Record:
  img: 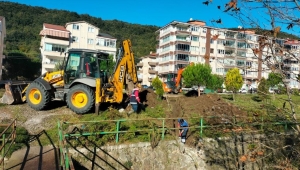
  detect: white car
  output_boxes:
[269,88,275,94]
[239,88,247,93]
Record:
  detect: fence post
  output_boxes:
[200,117,203,138]
[116,120,120,143]
[2,134,5,169]
[161,119,165,140]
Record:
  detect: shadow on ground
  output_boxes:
[66,127,131,170]
[5,130,60,170]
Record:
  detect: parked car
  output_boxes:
[239,88,247,93]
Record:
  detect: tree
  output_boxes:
[2,52,41,80]
[224,68,243,99]
[182,63,212,96]
[99,54,116,74]
[267,72,283,88]
[207,74,224,91]
[258,77,269,97]
[151,76,164,99]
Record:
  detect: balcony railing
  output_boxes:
[148,62,158,66]
[148,70,158,74]
[137,63,143,67]
[43,50,65,58]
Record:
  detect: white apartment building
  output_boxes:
[40,21,117,74]
[136,52,158,86]
[154,19,285,88]
[282,39,300,89]
[0,16,6,80]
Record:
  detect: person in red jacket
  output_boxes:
[129,84,141,113]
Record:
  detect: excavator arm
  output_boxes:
[110,39,138,103]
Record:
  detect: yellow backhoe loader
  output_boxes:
[0,39,139,114]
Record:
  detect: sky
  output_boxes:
[2,0,299,36]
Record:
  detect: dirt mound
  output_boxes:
[139,90,247,146]
[139,88,160,107]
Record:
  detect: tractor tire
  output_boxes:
[66,84,94,114]
[26,81,51,110]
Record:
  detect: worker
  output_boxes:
[129,84,141,113]
[178,118,189,144]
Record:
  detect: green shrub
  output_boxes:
[251,95,263,102]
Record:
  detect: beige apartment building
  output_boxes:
[0,16,6,80]
[136,52,158,86]
[40,21,117,74]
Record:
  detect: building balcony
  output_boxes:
[136,63,143,67]
[174,30,190,35]
[223,64,236,68]
[138,78,143,82]
[224,45,236,49]
[43,50,65,58]
[43,38,69,46]
[42,62,55,69]
[148,78,153,82]
[137,70,142,74]
[148,70,158,74]
[148,62,158,66]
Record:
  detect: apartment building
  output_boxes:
[155,19,273,88]
[40,21,117,74]
[136,52,158,86]
[0,16,5,80]
[282,39,300,89]
[40,23,70,74]
[65,21,117,59]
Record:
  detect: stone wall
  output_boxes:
[70,132,299,170]
[70,139,207,170]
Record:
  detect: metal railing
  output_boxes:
[0,119,17,169]
[57,116,300,169]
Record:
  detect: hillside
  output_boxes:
[0,1,159,58]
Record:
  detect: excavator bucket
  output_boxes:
[0,81,30,105]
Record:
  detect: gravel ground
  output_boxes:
[0,101,75,134]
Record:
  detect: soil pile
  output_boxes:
[139,89,248,145]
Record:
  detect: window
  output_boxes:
[190,26,200,32]
[190,46,199,51]
[202,47,206,53]
[176,54,189,61]
[191,36,199,41]
[202,28,207,33]
[218,49,225,54]
[44,43,67,52]
[210,48,214,53]
[87,39,94,44]
[96,38,116,48]
[72,36,79,42]
[210,39,214,44]
[73,24,80,30]
[175,44,190,51]
[163,35,170,42]
[88,27,94,32]
[237,42,246,48]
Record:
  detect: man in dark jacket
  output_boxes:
[178,118,189,144]
[129,84,141,113]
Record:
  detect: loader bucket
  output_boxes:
[0,81,30,105]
